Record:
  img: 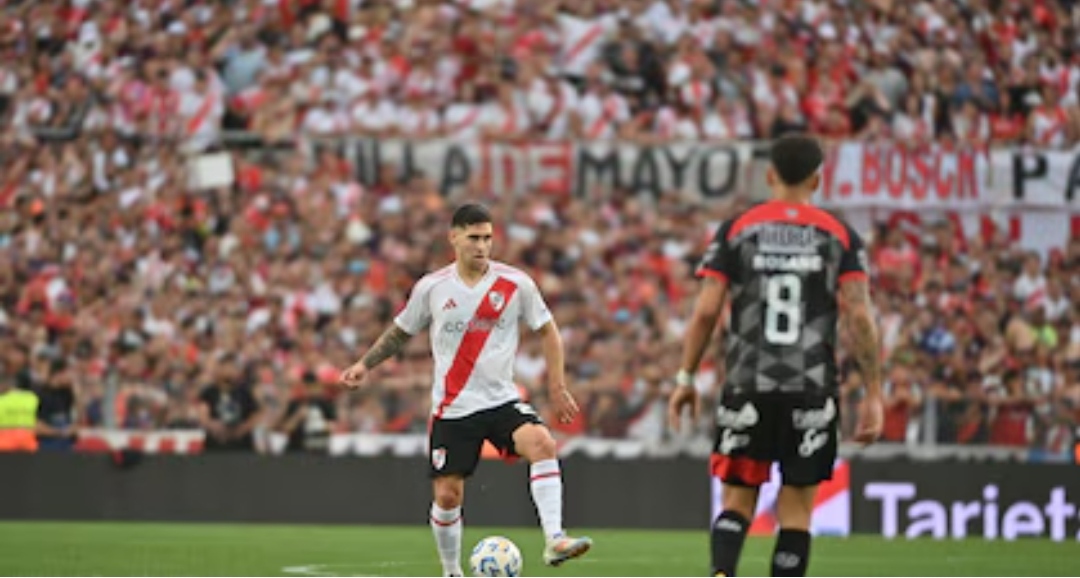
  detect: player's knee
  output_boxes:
[721,485,759,521]
[517,426,557,462]
[776,485,816,531]
[433,477,464,510]
[533,435,557,460]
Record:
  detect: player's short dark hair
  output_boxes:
[451,203,493,229]
[770,134,824,186]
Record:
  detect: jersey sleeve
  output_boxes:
[838,225,869,284]
[696,220,735,282]
[393,277,434,335]
[519,275,554,331]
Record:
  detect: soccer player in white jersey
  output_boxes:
[339,203,592,576]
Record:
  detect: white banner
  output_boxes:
[317,138,755,200]
[808,142,1078,254]
[815,142,1002,210]
[992,145,1080,208]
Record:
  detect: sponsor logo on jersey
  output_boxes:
[442,317,511,334]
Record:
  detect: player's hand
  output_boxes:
[667,385,701,432]
[549,386,580,424]
[339,361,369,389]
[853,394,884,446]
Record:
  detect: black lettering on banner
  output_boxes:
[1012,152,1047,201]
[630,147,662,199]
[353,139,380,187]
[440,144,472,196]
[399,141,418,182]
[662,146,693,190]
[697,146,739,198]
[1067,153,1080,202]
[576,147,621,196]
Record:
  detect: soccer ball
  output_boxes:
[469,536,523,577]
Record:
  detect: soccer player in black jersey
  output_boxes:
[669,134,884,577]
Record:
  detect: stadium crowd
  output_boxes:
[0,0,1078,455]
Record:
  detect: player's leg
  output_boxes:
[771,484,818,577]
[489,401,592,566]
[709,393,776,577]
[711,482,761,577]
[774,395,840,577]
[431,475,466,577]
[429,417,484,577]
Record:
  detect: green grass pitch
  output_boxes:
[0,522,1077,576]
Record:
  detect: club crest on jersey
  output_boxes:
[488,290,506,312]
[431,447,447,470]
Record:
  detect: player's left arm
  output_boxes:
[537,318,579,422]
[536,320,567,394]
[522,276,578,420]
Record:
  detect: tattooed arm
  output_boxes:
[840,278,884,443]
[340,325,415,388]
[839,279,882,396]
[360,325,414,370]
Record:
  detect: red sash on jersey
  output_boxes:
[185,91,218,136]
[587,95,618,139]
[538,83,565,130]
[448,106,482,134]
[435,277,519,418]
[562,22,605,69]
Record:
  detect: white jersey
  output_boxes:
[394,261,553,419]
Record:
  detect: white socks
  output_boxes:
[529,459,564,540]
[430,503,463,575]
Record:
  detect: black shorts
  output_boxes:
[428,400,543,478]
[710,391,839,488]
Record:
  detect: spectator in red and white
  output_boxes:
[576,64,630,140]
[301,90,349,137]
[700,95,753,141]
[1043,279,1072,322]
[1027,84,1076,148]
[397,88,442,138]
[177,70,225,154]
[751,63,800,137]
[881,362,923,444]
[950,99,991,147]
[441,80,486,140]
[555,0,617,85]
[989,90,1026,144]
[1013,252,1048,304]
[349,84,398,137]
[522,64,582,140]
[479,81,531,141]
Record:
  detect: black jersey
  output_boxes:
[697,200,868,396]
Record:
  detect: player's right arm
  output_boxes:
[837,227,884,444]
[669,222,733,429]
[340,277,432,388]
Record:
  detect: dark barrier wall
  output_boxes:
[0,453,709,529]
[851,459,1080,541]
